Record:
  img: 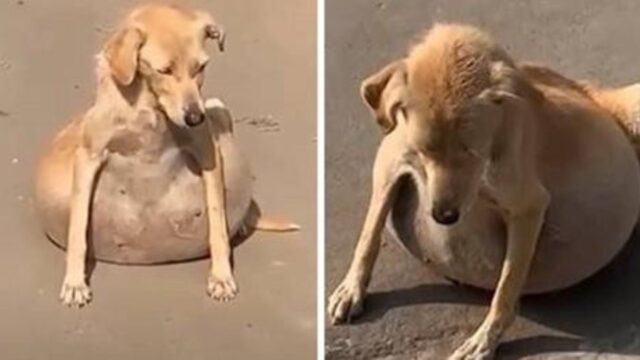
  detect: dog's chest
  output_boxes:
[106,111,177,158]
[102,114,198,201]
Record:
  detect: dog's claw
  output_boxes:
[59,280,92,308]
[327,278,365,324]
[207,274,238,302]
[448,326,497,360]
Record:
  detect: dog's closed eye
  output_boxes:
[192,60,209,77]
[157,65,173,76]
[421,141,440,155]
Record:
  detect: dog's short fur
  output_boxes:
[35,5,296,308]
[329,24,640,359]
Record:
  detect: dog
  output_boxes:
[35,5,297,308]
[328,23,640,359]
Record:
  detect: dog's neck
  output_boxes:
[92,54,159,123]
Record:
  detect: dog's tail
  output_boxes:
[585,83,640,138]
[253,217,301,232]
[242,201,301,233]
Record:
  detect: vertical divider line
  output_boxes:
[316,0,326,358]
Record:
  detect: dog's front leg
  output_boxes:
[195,126,237,302]
[328,144,404,324]
[60,146,104,307]
[449,185,549,360]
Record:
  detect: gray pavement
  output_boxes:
[325,1,640,359]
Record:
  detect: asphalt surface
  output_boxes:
[325,1,640,359]
[0,0,316,359]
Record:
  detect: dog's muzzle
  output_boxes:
[184,105,205,127]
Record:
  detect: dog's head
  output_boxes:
[101,5,225,128]
[362,24,535,226]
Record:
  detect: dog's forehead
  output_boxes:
[140,29,207,68]
[145,31,203,57]
[139,37,205,70]
[132,5,206,52]
[405,98,473,154]
[407,93,458,125]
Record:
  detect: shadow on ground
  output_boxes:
[349,230,640,359]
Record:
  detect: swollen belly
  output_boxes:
[387,168,640,294]
[42,142,253,265]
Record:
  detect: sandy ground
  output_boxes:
[0,0,315,359]
[325,1,640,359]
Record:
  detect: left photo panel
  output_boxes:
[0,0,316,359]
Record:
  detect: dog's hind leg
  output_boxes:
[588,84,640,144]
[327,135,409,324]
[588,85,640,230]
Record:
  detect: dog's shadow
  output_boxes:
[356,228,640,358]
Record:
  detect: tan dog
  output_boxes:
[328,24,640,359]
[35,5,296,308]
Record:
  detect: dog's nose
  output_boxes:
[184,106,204,127]
[432,205,460,225]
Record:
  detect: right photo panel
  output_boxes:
[325,1,640,359]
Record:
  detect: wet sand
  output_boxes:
[325,0,640,359]
[0,0,316,359]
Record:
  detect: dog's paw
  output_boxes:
[205,97,226,110]
[207,274,238,302]
[327,278,365,324]
[59,279,92,308]
[448,327,497,360]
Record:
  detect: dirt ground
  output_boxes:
[0,0,316,359]
[325,1,640,359]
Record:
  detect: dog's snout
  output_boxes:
[432,204,460,225]
[184,105,204,127]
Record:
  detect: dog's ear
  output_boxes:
[484,61,542,160]
[486,61,542,105]
[103,26,145,86]
[205,23,226,52]
[197,11,225,52]
[361,60,407,134]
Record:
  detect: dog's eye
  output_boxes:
[399,105,408,120]
[461,143,480,158]
[422,143,438,154]
[157,66,173,76]
[193,61,209,76]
